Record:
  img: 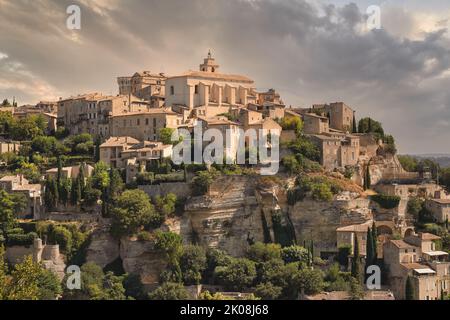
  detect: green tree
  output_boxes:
[59,178,71,207]
[159,128,176,145]
[0,190,26,232]
[148,282,189,300]
[247,242,282,263]
[296,268,324,296]
[405,276,415,300]
[281,245,309,264]
[348,277,365,300]
[215,258,257,291]
[70,177,81,206]
[44,178,58,211]
[110,190,155,237]
[37,268,63,300]
[179,245,207,285]
[254,282,282,300]
[155,231,183,283]
[352,113,357,133]
[351,234,361,281]
[372,222,378,263]
[365,227,374,279]
[191,169,220,196]
[5,256,42,300]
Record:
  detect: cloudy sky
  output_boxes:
[0,0,450,154]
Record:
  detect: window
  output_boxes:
[170,86,174,95]
[137,119,140,126]
[146,118,149,125]
[153,118,156,127]
[195,85,199,94]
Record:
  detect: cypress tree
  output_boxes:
[351,234,361,281]
[405,276,415,300]
[352,113,357,133]
[368,118,373,132]
[372,222,378,263]
[56,156,63,186]
[70,177,81,206]
[365,227,374,282]
[310,240,314,260]
[364,166,371,190]
[78,163,86,194]
[94,137,101,163]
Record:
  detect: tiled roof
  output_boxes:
[390,240,416,249]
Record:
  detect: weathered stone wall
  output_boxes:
[138,182,192,199]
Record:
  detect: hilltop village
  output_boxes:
[0,52,449,300]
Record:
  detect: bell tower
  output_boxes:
[199,50,219,73]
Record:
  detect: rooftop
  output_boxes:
[100,136,140,147]
[170,70,254,83]
[390,240,416,249]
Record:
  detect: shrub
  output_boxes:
[7,232,38,246]
[371,194,401,209]
[311,183,333,202]
[137,231,153,241]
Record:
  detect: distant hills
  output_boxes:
[406,154,450,168]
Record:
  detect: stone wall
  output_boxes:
[139,182,192,199]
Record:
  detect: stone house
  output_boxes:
[109,108,182,141]
[383,233,449,300]
[312,102,354,132]
[100,137,172,174]
[0,175,42,219]
[302,113,329,135]
[336,220,372,256]
[425,199,450,223]
[117,71,166,101]
[45,164,94,180]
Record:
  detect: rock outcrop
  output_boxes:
[120,238,167,289]
[185,176,265,257]
[85,230,120,268]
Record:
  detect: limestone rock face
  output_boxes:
[85,231,120,268]
[185,176,265,257]
[184,175,372,258]
[120,238,167,287]
[288,196,370,255]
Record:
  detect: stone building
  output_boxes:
[45,164,94,180]
[257,88,283,105]
[425,199,450,223]
[312,102,354,132]
[383,233,449,300]
[117,71,166,102]
[0,140,20,154]
[57,93,149,136]
[100,137,172,171]
[5,238,66,280]
[309,133,360,170]
[0,175,42,219]
[303,113,329,134]
[109,108,182,141]
[165,52,257,118]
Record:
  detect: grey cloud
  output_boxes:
[0,0,449,154]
